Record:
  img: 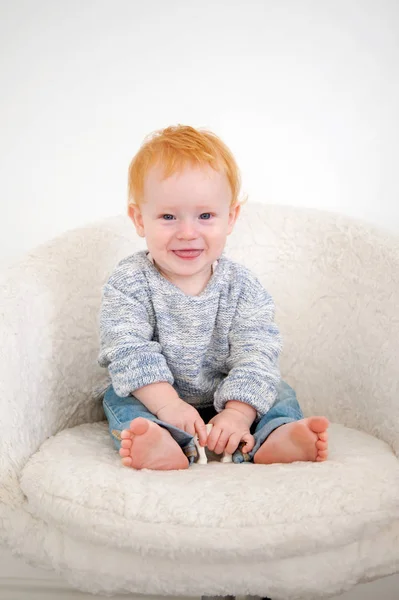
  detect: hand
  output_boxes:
[156,398,208,446]
[207,406,255,455]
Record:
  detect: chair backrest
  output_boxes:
[1,203,398,481]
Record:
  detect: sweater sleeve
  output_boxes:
[213,275,282,417]
[98,269,174,398]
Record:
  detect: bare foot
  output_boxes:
[254,417,329,465]
[119,417,189,470]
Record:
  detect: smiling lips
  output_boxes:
[172,249,203,259]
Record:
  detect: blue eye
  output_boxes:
[200,213,212,220]
[162,214,175,220]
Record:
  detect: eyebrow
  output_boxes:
[157,206,216,211]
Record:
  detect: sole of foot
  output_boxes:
[254,416,329,465]
[119,417,189,470]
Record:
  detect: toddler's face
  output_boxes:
[129,164,239,283]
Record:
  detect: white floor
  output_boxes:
[0,547,398,600]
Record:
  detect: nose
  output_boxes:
[176,219,198,240]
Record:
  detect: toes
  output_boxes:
[318,431,328,442]
[121,418,150,438]
[122,457,133,467]
[316,440,328,451]
[130,417,150,436]
[308,417,329,434]
[119,448,130,457]
[121,439,132,449]
[317,450,328,459]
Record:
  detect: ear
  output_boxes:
[128,204,145,238]
[227,202,241,235]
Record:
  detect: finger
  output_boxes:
[184,421,196,437]
[194,419,208,446]
[241,433,255,453]
[207,426,222,452]
[225,433,242,455]
[214,431,230,455]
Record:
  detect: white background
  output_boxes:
[1,0,398,270]
[0,1,398,597]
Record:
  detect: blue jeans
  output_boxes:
[103,380,303,464]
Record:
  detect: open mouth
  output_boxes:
[172,250,203,259]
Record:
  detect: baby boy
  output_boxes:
[98,125,329,470]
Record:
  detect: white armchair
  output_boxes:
[0,203,398,600]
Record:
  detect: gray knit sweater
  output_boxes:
[98,250,282,416]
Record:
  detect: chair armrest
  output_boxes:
[228,204,399,458]
[0,217,139,502]
[0,260,96,490]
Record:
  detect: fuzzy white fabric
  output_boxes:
[0,203,398,600]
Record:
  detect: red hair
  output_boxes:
[128,125,243,207]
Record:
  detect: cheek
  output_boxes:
[149,224,174,243]
[205,223,229,238]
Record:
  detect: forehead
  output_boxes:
[143,164,231,203]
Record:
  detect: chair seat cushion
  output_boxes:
[20,422,399,562]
